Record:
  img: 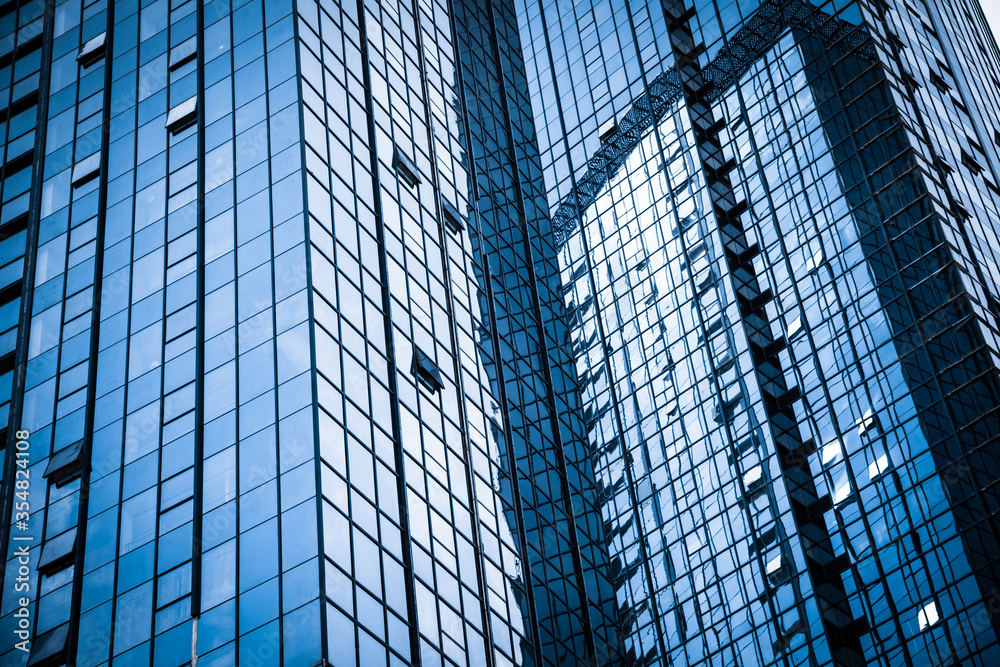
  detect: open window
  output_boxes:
[27,623,69,667]
[961,148,983,176]
[43,440,85,487]
[393,147,420,187]
[166,97,197,134]
[441,199,464,235]
[37,528,77,576]
[169,36,197,71]
[411,348,443,393]
[71,153,101,188]
[77,32,107,67]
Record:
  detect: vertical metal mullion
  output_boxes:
[288,0,330,660]
[0,0,55,578]
[190,0,207,623]
[407,0,498,662]
[259,6,285,662]
[64,0,116,660]
[353,0,422,660]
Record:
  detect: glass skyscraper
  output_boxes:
[3,1,1000,667]
[0,0,619,665]
[519,0,1000,665]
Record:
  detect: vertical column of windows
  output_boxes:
[359,0,473,663]
[0,0,51,664]
[492,0,625,660]
[461,0,564,663]
[873,0,1000,342]
[295,4,383,667]
[446,5,563,667]
[0,0,44,440]
[70,0,187,663]
[882,0,1000,356]
[487,1,592,662]
[40,0,108,660]
[145,0,201,664]
[296,0,423,665]
[411,0,513,664]
[196,0,319,663]
[193,1,241,662]
[449,6,544,665]
[2,0,113,663]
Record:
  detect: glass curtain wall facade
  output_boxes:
[449,0,624,663]
[519,0,1000,666]
[6,0,1000,666]
[0,0,623,666]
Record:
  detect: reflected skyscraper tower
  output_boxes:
[518,0,1000,665]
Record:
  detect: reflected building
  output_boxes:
[518,0,1000,665]
[0,0,621,665]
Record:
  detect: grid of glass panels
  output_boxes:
[79,0,211,664]
[0,1,55,663]
[560,90,822,666]
[1,0,119,663]
[298,0,625,659]
[190,0,321,664]
[296,0,498,661]
[869,0,1000,328]
[721,32,999,665]
[8,0,1000,664]
[4,0,629,664]
[514,0,675,214]
[449,0,625,661]
[0,0,45,437]
[549,1,1000,665]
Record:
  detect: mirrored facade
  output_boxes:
[521,0,1000,665]
[0,0,621,665]
[4,0,1000,666]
